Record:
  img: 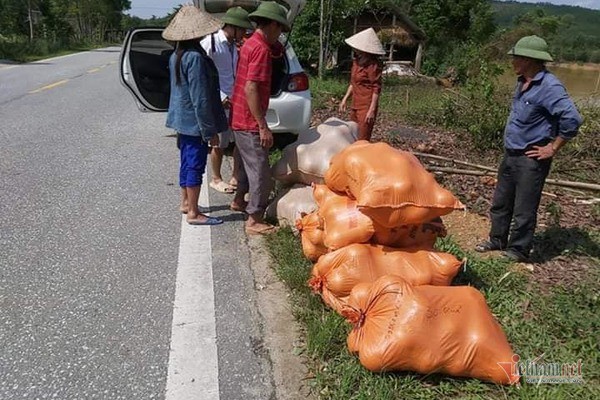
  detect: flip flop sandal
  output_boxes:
[209,181,235,194]
[187,216,223,226]
[228,179,238,189]
[245,224,278,235]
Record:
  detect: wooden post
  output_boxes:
[319,0,324,78]
[415,42,423,72]
[28,0,34,41]
[389,14,396,61]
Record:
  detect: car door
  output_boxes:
[119,28,172,112]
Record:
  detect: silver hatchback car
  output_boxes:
[119,0,311,145]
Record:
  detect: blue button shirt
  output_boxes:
[504,69,582,150]
[166,48,228,141]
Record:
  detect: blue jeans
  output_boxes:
[489,153,552,257]
[178,134,208,187]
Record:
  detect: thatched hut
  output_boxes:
[349,2,427,71]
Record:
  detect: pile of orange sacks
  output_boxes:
[297,141,520,385]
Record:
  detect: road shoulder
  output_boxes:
[247,235,314,399]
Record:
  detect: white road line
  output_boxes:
[166,178,219,400]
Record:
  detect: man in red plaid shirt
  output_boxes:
[230,2,289,235]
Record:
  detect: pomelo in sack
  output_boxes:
[371,217,447,248]
[309,243,463,314]
[266,184,317,231]
[272,118,358,185]
[342,276,519,385]
[324,141,465,227]
[296,212,327,262]
[313,184,374,250]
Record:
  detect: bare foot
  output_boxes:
[230,201,248,213]
[245,222,278,235]
[187,213,223,226]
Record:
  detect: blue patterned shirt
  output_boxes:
[504,69,582,150]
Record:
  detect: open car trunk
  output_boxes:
[121,29,291,111]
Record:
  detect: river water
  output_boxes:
[499,63,600,100]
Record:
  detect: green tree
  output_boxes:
[408,0,496,76]
[0,0,30,37]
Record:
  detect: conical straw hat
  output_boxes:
[162,5,223,41]
[345,28,386,55]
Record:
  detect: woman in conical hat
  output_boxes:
[339,28,385,141]
[164,5,228,225]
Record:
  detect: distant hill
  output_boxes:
[491,1,600,62]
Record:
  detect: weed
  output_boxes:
[545,201,563,227]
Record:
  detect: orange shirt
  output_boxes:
[350,59,382,110]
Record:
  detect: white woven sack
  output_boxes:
[272,118,358,185]
[266,184,317,232]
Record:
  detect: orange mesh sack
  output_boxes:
[343,275,519,385]
[308,243,463,314]
[372,217,447,248]
[296,212,327,262]
[324,141,465,227]
[266,184,317,231]
[313,184,374,250]
[272,118,358,185]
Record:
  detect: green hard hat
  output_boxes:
[221,6,253,30]
[248,1,290,32]
[507,35,553,62]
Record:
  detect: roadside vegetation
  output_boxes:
[0,0,170,62]
[270,72,600,395]
[267,227,599,399]
[275,2,599,396]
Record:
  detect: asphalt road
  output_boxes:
[0,48,274,399]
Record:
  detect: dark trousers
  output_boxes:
[488,153,552,257]
[233,130,272,216]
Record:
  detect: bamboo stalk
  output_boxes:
[414,152,497,172]
[426,166,490,176]
[545,178,600,191]
[425,166,600,191]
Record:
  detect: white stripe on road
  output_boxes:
[166,179,219,400]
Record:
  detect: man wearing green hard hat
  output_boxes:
[476,35,583,262]
[229,2,290,235]
[201,7,254,194]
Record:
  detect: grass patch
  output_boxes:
[0,37,113,62]
[267,228,600,399]
[309,75,348,110]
